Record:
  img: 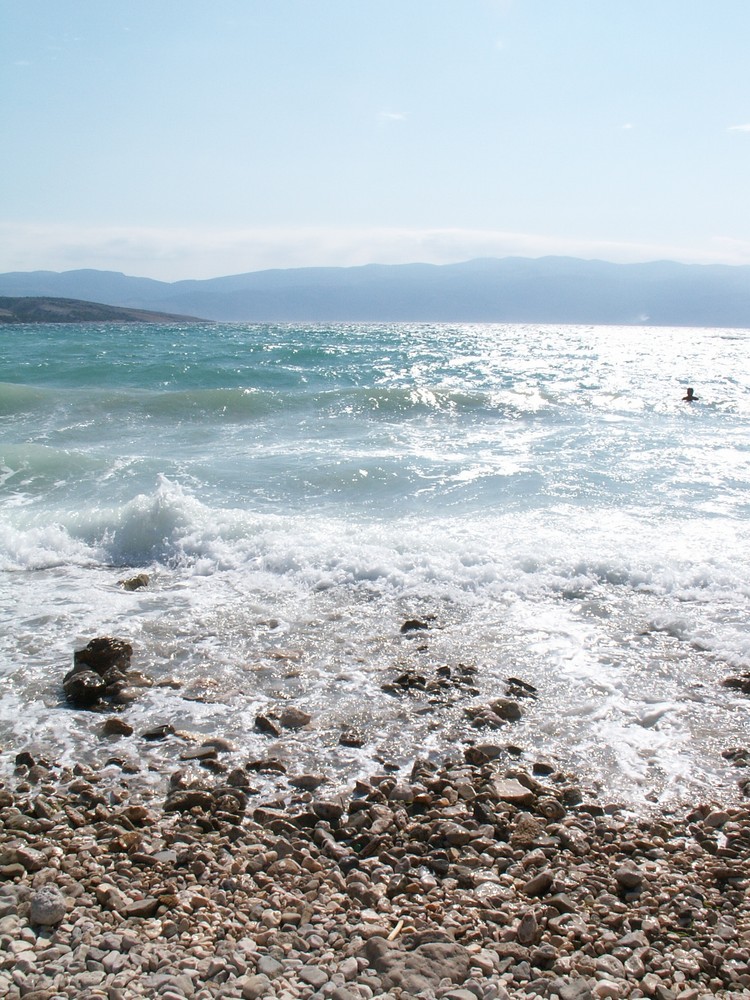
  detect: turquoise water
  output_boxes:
[1,321,749,806]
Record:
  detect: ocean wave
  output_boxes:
[0,379,555,427]
[4,477,749,608]
[0,443,107,494]
[0,381,49,415]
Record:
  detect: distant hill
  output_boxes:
[1,257,749,326]
[0,296,206,324]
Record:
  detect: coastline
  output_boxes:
[1,746,748,1000]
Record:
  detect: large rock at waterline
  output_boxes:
[722,671,750,694]
[63,668,107,707]
[74,636,132,674]
[64,636,154,710]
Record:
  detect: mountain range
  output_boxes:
[1,257,749,326]
[0,296,203,325]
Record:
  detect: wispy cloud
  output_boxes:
[621,123,634,130]
[1,222,748,282]
[728,123,750,132]
[377,111,408,124]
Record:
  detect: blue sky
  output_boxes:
[3,0,750,280]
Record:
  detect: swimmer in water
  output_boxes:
[682,387,698,402]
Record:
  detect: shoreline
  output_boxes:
[1,747,749,1000]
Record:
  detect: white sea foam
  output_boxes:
[1,322,749,806]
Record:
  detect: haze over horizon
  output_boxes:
[3,1,750,282]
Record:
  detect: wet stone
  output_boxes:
[279,706,312,729]
[180,746,219,762]
[141,724,175,741]
[339,728,366,747]
[255,714,282,737]
[101,717,134,737]
[118,573,150,591]
[63,669,106,708]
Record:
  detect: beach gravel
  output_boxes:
[1,752,749,999]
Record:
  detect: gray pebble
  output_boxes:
[29,885,67,926]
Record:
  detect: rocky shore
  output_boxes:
[1,742,749,1000]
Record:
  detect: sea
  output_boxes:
[1,320,749,810]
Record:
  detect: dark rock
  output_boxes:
[226,768,252,787]
[73,636,132,675]
[562,785,584,806]
[125,896,160,918]
[63,668,107,707]
[118,573,150,591]
[339,728,366,747]
[279,706,312,729]
[255,714,282,737]
[298,966,328,988]
[523,870,555,896]
[105,756,140,773]
[494,942,531,963]
[202,737,235,752]
[517,910,540,945]
[464,744,507,765]
[313,799,345,823]
[101,718,134,737]
[531,944,559,969]
[506,676,538,699]
[141,724,175,741]
[723,746,750,766]
[180,746,218,762]
[548,893,578,914]
[615,864,644,891]
[289,774,327,790]
[722,672,750,694]
[391,671,428,690]
[464,706,506,729]
[246,758,287,773]
[164,789,215,813]
[400,618,433,633]
[532,759,556,775]
[110,687,141,705]
[489,697,523,721]
[0,863,26,880]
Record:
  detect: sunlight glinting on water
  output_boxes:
[1,321,749,807]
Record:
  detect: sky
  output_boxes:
[3,0,750,281]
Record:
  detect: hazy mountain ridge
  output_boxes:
[0,296,204,325]
[1,257,749,326]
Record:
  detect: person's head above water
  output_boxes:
[682,387,697,401]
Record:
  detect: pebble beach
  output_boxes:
[1,734,749,1000]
